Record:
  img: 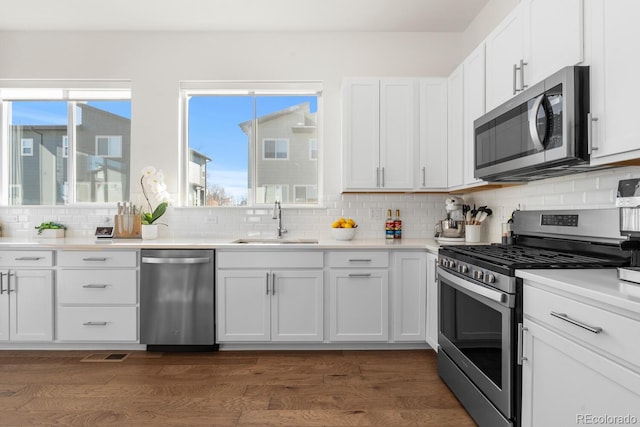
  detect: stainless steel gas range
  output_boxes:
[437,209,630,427]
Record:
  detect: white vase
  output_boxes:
[141,224,158,240]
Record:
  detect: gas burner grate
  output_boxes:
[449,245,623,268]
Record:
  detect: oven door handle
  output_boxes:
[438,268,510,306]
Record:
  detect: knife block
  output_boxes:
[114,214,141,239]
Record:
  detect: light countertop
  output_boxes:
[516,268,640,317]
[0,236,442,252]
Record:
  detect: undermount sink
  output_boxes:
[231,238,319,244]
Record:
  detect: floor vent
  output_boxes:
[81,353,129,363]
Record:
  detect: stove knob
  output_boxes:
[473,270,484,281]
[439,258,447,266]
[447,260,457,269]
[457,264,469,274]
[485,274,496,284]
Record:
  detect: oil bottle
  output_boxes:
[385,209,394,240]
[394,209,402,239]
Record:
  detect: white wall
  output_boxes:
[461,0,519,57]
[0,30,458,239]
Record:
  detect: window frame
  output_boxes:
[20,138,34,156]
[179,81,323,208]
[262,138,289,160]
[0,81,131,206]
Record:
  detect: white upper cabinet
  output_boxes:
[343,79,417,191]
[447,64,464,188]
[486,0,583,112]
[587,0,640,163]
[462,43,487,187]
[485,4,525,111]
[418,78,448,189]
[523,0,583,86]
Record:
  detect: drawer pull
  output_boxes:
[83,321,108,326]
[82,257,108,262]
[348,259,372,262]
[15,256,43,261]
[550,311,603,334]
[82,284,108,289]
[348,273,372,277]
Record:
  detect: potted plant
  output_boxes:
[140,166,171,239]
[35,221,66,238]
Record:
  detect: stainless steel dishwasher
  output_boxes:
[140,249,217,351]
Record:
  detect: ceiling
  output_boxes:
[0,0,490,32]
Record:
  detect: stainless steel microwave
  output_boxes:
[474,66,591,182]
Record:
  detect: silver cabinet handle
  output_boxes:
[6,272,14,293]
[550,311,603,334]
[83,321,108,326]
[519,59,528,91]
[266,272,270,295]
[15,256,43,261]
[82,257,107,262]
[142,257,210,264]
[422,167,426,187]
[348,273,372,277]
[434,259,438,283]
[588,113,599,153]
[272,273,276,295]
[82,284,108,289]
[381,167,385,187]
[513,63,518,95]
[517,323,528,365]
[376,167,380,187]
[0,272,5,295]
[348,259,372,262]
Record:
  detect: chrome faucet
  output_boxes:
[272,200,287,238]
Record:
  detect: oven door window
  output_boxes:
[440,278,504,388]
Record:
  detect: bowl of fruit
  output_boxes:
[331,217,358,241]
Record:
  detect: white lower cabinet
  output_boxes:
[425,252,439,350]
[391,251,426,342]
[521,282,640,426]
[56,250,139,342]
[216,251,324,342]
[328,251,389,342]
[0,269,54,342]
[0,250,55,343]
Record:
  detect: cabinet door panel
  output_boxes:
[463,44,486,186]
[342,79,380,189]
[419,79,448,189]
[379,79,416,189]
[0,272,9,341]
[485,5,524,111]
[217,270,270,341]
[447,65,464,188]
[271,270,323,342]
[392,252,426,342]
[524,0,583,86]
[522,320,640,427]
[9,270,53,342]
[425,253,438,350]
[329,270,389,341]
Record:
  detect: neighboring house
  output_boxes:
[10,103,131,205]
[189,148,211,206]
[238,102,318,204]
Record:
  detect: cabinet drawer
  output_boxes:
[0,250,54,267]
[58,270,137,304]
[327,251,389,268]
[57,307,137,341]
[217,251,323,269]
[58,250,137,268]
[524,285,640,368]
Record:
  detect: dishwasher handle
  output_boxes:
[142,256,211,265]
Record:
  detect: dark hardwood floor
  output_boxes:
[0,349,476,426]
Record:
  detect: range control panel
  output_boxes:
[541,214,579,227]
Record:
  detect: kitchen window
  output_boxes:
[0,83,131,205]
[181,81,322,207]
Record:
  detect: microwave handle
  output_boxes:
[528,94,547,151]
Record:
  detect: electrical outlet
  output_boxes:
[204,216,218,224]
[369,208,381,220]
